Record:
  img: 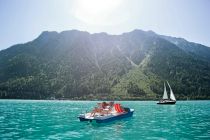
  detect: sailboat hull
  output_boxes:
[157,100,176,105]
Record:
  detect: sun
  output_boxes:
[73,0,124,26]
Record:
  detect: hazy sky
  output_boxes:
[0,0,210,50]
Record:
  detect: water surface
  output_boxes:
[0,100,210,139]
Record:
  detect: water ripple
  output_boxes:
[0,100,210,139]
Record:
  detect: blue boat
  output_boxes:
[78,102,134,123]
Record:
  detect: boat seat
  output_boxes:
[114,104,124,113]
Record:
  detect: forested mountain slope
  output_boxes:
[0,30,209,100]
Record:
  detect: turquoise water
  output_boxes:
[0,100,210,140]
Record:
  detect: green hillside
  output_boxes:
[0,30,210,100]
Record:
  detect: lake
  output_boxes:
[0,100,210,139]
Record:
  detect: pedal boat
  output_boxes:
[78,104,134,123]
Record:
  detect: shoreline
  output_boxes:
[0,99,210,101]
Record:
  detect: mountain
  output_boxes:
[160,35,210,61]
[0,29,210,100]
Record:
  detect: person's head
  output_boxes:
[109,101,114,106]
[102,102,107,105]
[102,102,107,108]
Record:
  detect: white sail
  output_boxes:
[167,81,176,101]
[162,82,168,99]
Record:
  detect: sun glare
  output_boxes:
[73,0,124,25]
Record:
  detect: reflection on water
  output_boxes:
[0,100,210,139]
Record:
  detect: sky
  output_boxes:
[0,0,210,50]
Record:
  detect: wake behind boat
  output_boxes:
[157,81,176,104]
[78,102,134,123]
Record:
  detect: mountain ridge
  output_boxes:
[0,29,210,100]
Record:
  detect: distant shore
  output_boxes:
[1,98,210,101]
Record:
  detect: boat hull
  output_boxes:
[96,110,134,123]
[78,108,134,123]
[157,101,176,105]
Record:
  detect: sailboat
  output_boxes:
[157,81,176,104]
